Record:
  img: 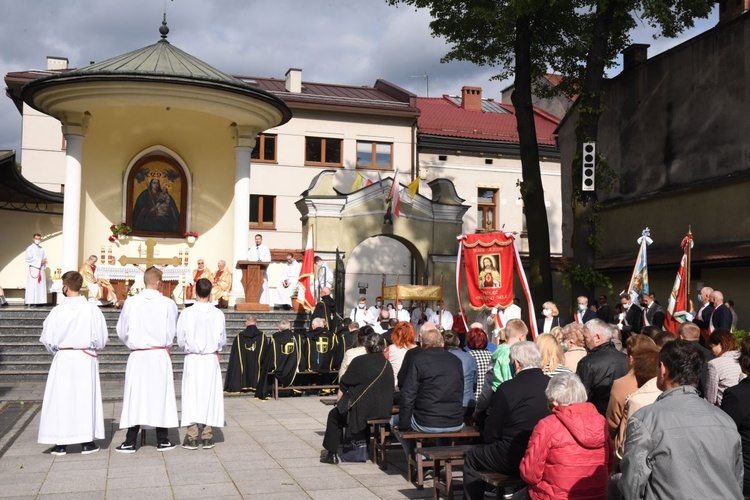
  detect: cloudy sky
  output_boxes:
[1,0,717,159]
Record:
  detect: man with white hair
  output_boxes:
[463,341,551,499]
[210,260,232,308]
[576,319,628,415]
[707,290,733,332]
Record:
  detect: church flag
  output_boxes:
[456,232,537,339]
[350,173,365,192]
[407,177,420,199]
[664,231,693,335]
[387,170,401,217]
[296,225,316,312]
[625,228,653,301]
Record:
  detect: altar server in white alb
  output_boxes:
[38,271,108,456]
[115,266,179,453]
[176,278,226,450]
[428,300,454,332]
[25,232,47,305]
[274,252,301,310]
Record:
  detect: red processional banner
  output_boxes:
[459,233,516,309]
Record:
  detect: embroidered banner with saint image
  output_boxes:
[460,233,515,309]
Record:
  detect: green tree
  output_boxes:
[386,0,711,307]
[386,0,580,309]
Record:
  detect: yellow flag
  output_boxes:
[351,173,364,192]
[408,177,420,198]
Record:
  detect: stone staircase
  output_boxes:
[0,306,310,382]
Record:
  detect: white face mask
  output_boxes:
[623,302,631,310]
[33,239,41,245]
[397,304,403,310]
[358,304,365,310]
[376,301,382,307]
[578,304,587,311]
[542,309,552,317]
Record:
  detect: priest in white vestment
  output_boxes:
[274,253,301,310]
[25,233,47,305]
[38,271,108,456]
[115,266,179,453]
[247,234,272,304]
[176,277,226,449]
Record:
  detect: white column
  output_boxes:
[231,145,253,301]
[61,134,84,272]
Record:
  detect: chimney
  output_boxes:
[622,44,650,71]
[285,68,302,93]
[461,86,483,112]
[46,56,69,71]
[719,0,750,24]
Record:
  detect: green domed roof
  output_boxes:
[22,18,291,125]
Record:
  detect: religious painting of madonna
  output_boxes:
[125,155,187,238]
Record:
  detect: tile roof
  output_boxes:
[238,76,418,115]
[416,96,559,146]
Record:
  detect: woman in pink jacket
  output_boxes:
[517,372,614,500]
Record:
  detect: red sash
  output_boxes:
[133,346,172,359]
[59,347,98,358]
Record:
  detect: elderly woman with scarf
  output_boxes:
[320,330,394,464]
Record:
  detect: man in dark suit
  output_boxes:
[619,293,643,341]
[463,341,550,499]
[573,296,596,325]
[708,291,733,332]
[596,294,612,323]
[640,292,666,329]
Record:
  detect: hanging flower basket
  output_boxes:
[109,223,132,243]
[183,231,199,244]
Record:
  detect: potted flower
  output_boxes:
[183,231,199,244]
[109,223,132,243]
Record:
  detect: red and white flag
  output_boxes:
[388,170,401,217]
[664,232,693,335]
[296,225,316,312]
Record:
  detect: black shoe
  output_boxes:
[50,445,67,456]
[115,442,137,454]
[157,440,176,451]
[320,451,339,464]
[201,438,215,449]
[81,442,99,455]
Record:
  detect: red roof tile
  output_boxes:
[415,96,559,146]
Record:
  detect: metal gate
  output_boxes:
[333,248,346,320]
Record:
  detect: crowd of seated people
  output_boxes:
[307,297,749,498]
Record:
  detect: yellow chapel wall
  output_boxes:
[78,106,238,274]
[0,212,63,298]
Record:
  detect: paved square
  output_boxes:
[0,382,434,499]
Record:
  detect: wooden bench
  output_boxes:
[271,370,339,400]
[421,445,477,499]
[392,426,481,489]
[472,470,525,498]
[366,407,399,470]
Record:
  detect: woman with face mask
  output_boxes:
[537,301,565,334]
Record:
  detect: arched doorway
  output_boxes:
[345,235,414,312]
[296,170,468,313]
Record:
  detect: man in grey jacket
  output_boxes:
[621,340,743,499]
